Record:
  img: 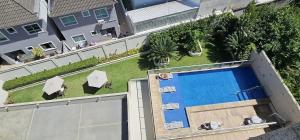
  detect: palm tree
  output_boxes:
[147,36,177,66]
[225,28,254,60]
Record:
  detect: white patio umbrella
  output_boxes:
[43,76,64,95]
[87,70,108,88]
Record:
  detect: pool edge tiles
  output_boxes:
[159,66,268,129]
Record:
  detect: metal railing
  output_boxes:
[148,60,252,74]
[134,8,199,33]
[0,92,127,112]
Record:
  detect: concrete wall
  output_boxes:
[250,51,300,124]
[52,5,120,48]
[0,33,148,81]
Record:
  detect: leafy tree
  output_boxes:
[291,0,300,6]
[147,36,177,66]
[225,29,255,60]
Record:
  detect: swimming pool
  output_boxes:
[159,66,267,128]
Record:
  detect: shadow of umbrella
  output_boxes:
[42,92,58,100]
[82,82,99,94]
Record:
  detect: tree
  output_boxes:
[147,36,177,66]
[32,47,45,60]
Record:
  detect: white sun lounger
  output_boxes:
[159,86,176,93]
[162,103,179,110]
[164,121,184,130]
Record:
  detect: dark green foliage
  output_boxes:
[208,3,300,103]
[184,30,204,53]
[147,36,177,63]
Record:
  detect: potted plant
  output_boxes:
[147,36,177,67]
[32,47,45,60]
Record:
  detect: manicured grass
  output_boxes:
[9,48,214,103]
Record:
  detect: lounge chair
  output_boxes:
[158,73,173,80]
[245,116,266,125]
[159,86,176,93]
[162,103,179,110]
[164,121,184,130]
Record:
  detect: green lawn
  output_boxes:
[9,48,214,103]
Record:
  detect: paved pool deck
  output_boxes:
[0,96,128,140]
[148,72,277,140]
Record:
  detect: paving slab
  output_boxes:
[0,109,33,140]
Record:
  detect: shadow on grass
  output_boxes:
[205,42,232,63]
[42,92,58,100]
[175,46,188,61]
[138,54,156,70]
[82,82,99,94]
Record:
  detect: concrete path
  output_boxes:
[128,79,155,140]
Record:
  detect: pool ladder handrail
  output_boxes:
[235,86,262,100]
[236,86,261,94]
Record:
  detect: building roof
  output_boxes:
[127,0,199,23]
[49,0,116,17]
[0,0,39,29]
[250,122,300,140]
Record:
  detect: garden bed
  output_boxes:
[8,48,213,103]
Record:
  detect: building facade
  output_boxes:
[0,0,62,65]
[48,0,121,50]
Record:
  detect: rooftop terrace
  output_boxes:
[0,94,128,140]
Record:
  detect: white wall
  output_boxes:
[250,51,300,124]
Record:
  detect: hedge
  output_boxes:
[3,48,141,90]
[3,57,99,90]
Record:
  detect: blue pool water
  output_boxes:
[159,66,267,128]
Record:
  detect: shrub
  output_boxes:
[32,47,45,60]
[3,57,99,90]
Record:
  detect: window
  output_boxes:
[81,10,91,17]
[40,42,56,51]
[0,31,9,42]
[94,8,109,20]
[72,34,86,43]
[60,15,78,26]
[6,27,17,34]
[23,23,42,34]
[26,46,33,51]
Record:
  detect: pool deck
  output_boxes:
[148,73,276,140]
